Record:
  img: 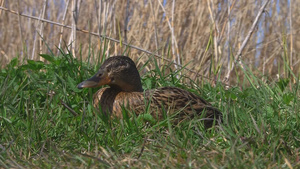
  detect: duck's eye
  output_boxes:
[97,73,103,77]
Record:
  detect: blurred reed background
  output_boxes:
[0,0,299,85]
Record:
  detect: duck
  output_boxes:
[77,56,222,128]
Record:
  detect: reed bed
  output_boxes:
[0,0,299,84]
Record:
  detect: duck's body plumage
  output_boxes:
[78,56,222,128]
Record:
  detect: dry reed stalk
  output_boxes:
[226,0,231,81]
[149,0,159,54]
[207,0,219,73]
[38,0,47,61]
[69,0,79,58]
[289,0,294,84]
[16,1,24,60]
[57,0,70,55]
[223,0,270,83]
[95,0,102,41]
[31,1,45,60]
[0,0,3,16]
[158,0,180,71]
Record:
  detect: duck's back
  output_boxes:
[145,87,222,125]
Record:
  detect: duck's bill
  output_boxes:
[77,78,99,89]
[77,74,111,89]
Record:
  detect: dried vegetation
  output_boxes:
[0,0,299,84]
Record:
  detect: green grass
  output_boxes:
[0,52,299,168]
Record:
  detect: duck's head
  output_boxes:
[77,56,143,92]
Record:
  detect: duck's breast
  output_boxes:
[93,87,146,117]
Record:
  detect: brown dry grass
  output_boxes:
[0,0,299,84]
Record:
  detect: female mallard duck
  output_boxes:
[78,56,222,128]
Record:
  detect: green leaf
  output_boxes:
[26,60,45,70]
[137,113,157,125]
[282,93,294,105]
[67,76,81,92]
[39,54,55,63]
[276,78,289,92]
[8,57,18,67]
[144,78,152,89]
